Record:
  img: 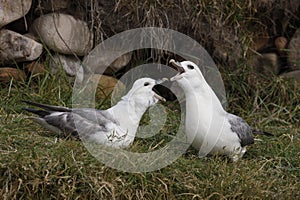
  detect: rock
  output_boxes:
[83,75,125,99]
[275,36,288,51]
[96,75,125,99]
[73,75,125,105]
[0,0,32,28]
[49,54,83,81]
[23,33,39,41]
[26,61,46,75]
[0,29,43,64]
[30,13,93,56]
[0,67,26,82]
[250,53,280,75]
[105,52,132,74]
[280,70,300,84]
[288,28,300,70]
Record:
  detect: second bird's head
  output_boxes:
[169,59,206,89]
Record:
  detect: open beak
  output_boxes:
[152,78,168,102]
[169,59,185,81]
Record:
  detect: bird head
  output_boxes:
[122,78,166,107]
[169,59,205,89]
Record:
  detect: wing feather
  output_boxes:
[227,113,254,146]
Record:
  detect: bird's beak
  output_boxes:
[155,77,169,84]
[153,92,166,102]
[169,59,185,81]
[153,78,167,102]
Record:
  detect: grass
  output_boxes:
[0,62,299,199]
[1,0,299,198]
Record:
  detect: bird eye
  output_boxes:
[187,64,194,70]
[144,82,150,86]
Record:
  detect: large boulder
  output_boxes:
[0,29,43,65]
[105,52,132,75]
[0,0,32,28]
[30,13,93,56]
[48,54,83,81]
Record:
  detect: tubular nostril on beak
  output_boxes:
[156,78,169,84]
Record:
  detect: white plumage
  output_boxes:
[169,59,271,161]
[23,78,166,148]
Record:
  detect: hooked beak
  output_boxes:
[169,59,185,81]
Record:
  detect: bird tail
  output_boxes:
[22,108,51,117]
[252,129,274,136]
[22,100,71,112]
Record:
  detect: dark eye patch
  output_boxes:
[144,82,150,86]
[187,64,194,69]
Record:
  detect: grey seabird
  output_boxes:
[23,78,166,148]
[169,59,272,161]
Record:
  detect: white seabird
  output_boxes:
[23,78,166,148]
[169,59,272,161]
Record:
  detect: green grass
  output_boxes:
[0,65,299,199]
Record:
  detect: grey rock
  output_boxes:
[31,13,93,56]
[0,29,43,64]
[49,54,83,81]
[106,52,132,74]
[85,49,130,75]
[0,0,32,28]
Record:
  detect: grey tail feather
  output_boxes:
[22,100,71,112]
[22,108,50,117]
[252,129,274,136]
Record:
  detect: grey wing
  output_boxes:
[227,113,254,146]
[44,112,110,137]
[44,112,77,135]
[23,102,118,138]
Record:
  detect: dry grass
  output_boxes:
[67,0,298,68]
